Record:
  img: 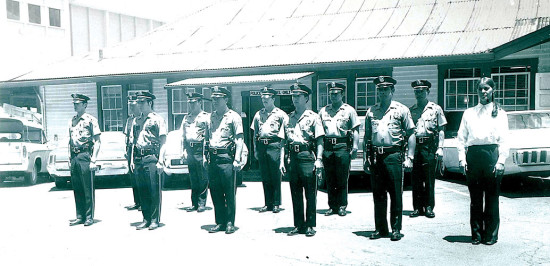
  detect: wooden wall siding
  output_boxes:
[152,79,169,125]
[502,41,550,72]
[44,83,98,141]
[392,65,439,108]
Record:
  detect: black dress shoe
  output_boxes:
[425,206,435,218]
[324,209,336,216]
[472,238,481,245]
[305,227,316,237]
[186,206,198,212]
[83,219,94,226]
[287,227,301,236]
[259,206,272,213]
[126,204,140,210]
[69,219,84,226]
[272,205,281,213]
[136,221,150,230]
[369,231,389,240]
[197,206,206,213]
[209,224,225,233]
[409,210,420,218]
[483,239,497,245]
[390,230,403,241]
[148,222,159,230]
[225,222,236,234]
[338,207,347,216]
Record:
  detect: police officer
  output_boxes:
[319,82,360,217]
[457,77,508,245]
[133,91,167,230]
[206,86,244,234]
[181,92,210,213]
[409,80,447,218]
[68,93,101,227]
[251,86,288,214]
[281,83,324,237]
[124,95,141,211]
[363,76,416,241]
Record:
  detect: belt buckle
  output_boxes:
[377,146,384,154]
[418,138,424,144]
[294,145,300,153]
[262,139,269,145]
[212,149,217,155]
[189,142,194,148]
[330,138,336,145]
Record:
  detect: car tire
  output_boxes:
[25,163,39,186]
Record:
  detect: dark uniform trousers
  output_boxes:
[411,142,436,211]
[126,153,140,207]
[70,152,95,221]
[322,144,351,211]
[135,155,162,224]
[256,141,282,207]
[465,144,502,242]
[289,150,317,228]
[185,143,208,208]
[370,151,403,233]
[208,153,236,226]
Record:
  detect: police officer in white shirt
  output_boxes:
[457,77,509,245]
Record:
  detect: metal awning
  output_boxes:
[164,72,314,88]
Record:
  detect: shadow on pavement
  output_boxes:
[273,227,295,234]
[443,235,472,244]
[352,231,377,238]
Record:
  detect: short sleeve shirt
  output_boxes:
[123,115,135,145]
[135,112,168,149]
[365,101,415,147]
[319,103,360,138]
[181,111,210,143]
[208,109,243,149]
[409,101,447,137]
[284,110,325,145]
[250,107,288,139]
[69,113,101,148]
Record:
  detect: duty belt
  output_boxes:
[288,143,311,153]
[185,141,203,149]
[209,147,232,155]
[416,136,434,145]
[372,146,401,155]
[324,137,349,151]
[135,147,158,157]
[257,137,280,145]
[71,145,91,154]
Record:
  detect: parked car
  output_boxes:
[161,130,189,187]
[48,131,129,188]
[350,116,366,175]
[0,116,52,185]
[440,110,550,178]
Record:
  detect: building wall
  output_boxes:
[43,82,98,141]
[152,78,169,124]
[392,65,439,107]
[502,42,550,73]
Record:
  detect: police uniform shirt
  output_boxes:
[319,103,360,138]
[409,101,447,138]
[250,107,288,139]
[181,111,210,143]
[209,109,243,149]
[135,112,168,149]
[69,113,101,148]
[365,101,415,147]
[457,102,509,164]
[124,114,136,144]
[284,110,325,144]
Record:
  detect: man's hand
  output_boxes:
[493,162,505,177]
[403,157,413,171]
[350,147,358,160]
[89,162,98,171]
[233,160,240,170]
[314,159,323,169]
[279,163,286,176]
[435,147,444,159]
[156,162,163,173]
[130,162,135,172]
[202,155,208,169]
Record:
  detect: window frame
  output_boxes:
[27,3,41,24]
[316,78,347,110]
[100,85,124,132]
[490,71,530,111]
[171,87,212,129]
[443,77,481,111]
[6,0,20,20]
[355,77,378,113]
[48,7,60,27]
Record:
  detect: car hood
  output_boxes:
[508,129,550,149]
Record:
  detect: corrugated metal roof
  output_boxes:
[6,0,550,82]
[165,72,314,87]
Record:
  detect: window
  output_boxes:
[355,77,378,112]
[317,79,347,110]
[6,0,20,20]
[28,4,41,24]
[172,87,211,129]
[444,68,481,111]
[49,7,60,27]
[101,85,124,132]
[491,66,530,111]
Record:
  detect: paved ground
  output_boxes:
[0,173,549,266]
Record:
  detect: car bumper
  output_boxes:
[163,165,189,175]
[0,163,27,173]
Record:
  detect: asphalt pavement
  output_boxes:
[0,173,549,266]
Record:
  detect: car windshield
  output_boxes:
[508,112,550,130]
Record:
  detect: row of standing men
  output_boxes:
[66,75,507,245]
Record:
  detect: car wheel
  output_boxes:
[25,163,39,185]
